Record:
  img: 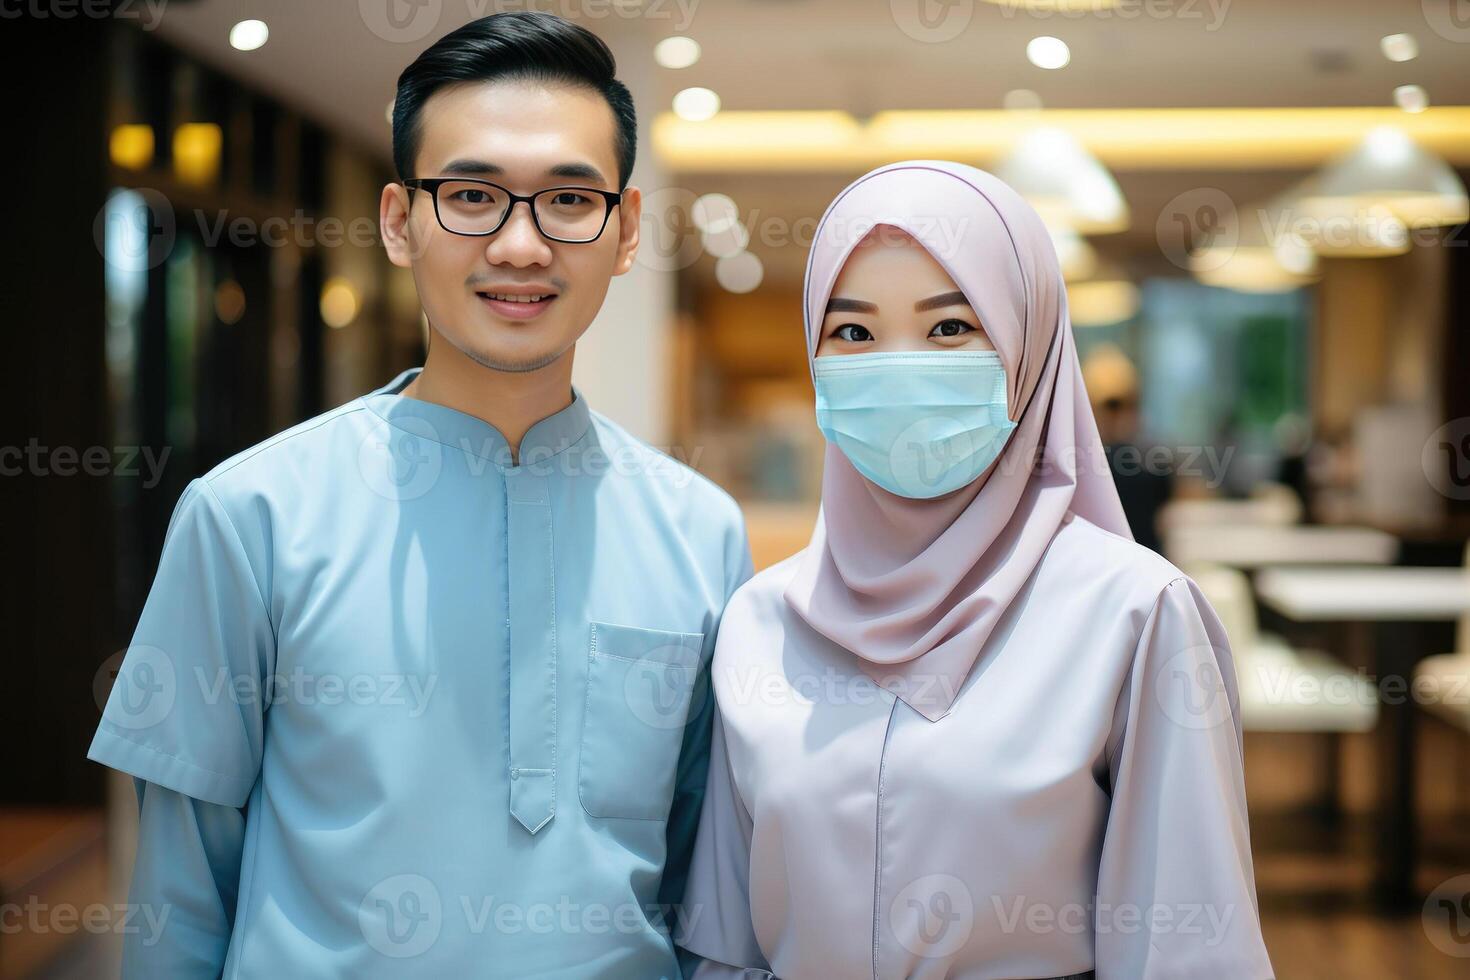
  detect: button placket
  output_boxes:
[505,467,557,834]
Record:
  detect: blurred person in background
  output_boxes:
[677,162,1273,980]
[1084,343,1173,554]
[88,12,750,977]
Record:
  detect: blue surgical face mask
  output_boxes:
[812,350,1018,499]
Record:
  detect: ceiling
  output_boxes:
[148,1,1470,287]
[152,0,1470,164]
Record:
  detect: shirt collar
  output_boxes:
[360,366,594,468]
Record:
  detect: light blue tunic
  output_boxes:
[88,367,752,978]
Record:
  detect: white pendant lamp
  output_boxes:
[1190,188,1320,293]
[1298,126,1468,231]
[996,127,1130,234]
[1046,221,1099,282]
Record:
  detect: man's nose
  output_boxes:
[484,201,553,267]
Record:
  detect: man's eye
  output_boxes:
[834,324,874,342]
[930,319,975,338]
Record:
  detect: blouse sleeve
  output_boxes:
[121,778,246,978]
[675,709,773,977]
[1095,576,1275,979]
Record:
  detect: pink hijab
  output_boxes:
[784,160,1132,722]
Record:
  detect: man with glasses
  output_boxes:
[89,11,751,977]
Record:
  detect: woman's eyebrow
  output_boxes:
[826,297,878,314]
[914,290,969,312]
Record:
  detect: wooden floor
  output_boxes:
[1253,808,1470,978]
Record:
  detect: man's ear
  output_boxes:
[381,182,417,269]
[611,185,642,277]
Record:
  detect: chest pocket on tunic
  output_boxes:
[578,621,705,820]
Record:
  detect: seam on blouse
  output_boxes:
[1102,577,1188,786]
[195,478,277,647]
[872,698,899,980]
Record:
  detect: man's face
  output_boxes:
[382,79,642,373]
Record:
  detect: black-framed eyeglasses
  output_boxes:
[403,177,623,243]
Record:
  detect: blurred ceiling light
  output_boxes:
[109,124,154,170]
[995,126,1129,233]
[1190,192,1319,293]
[320,277,361,329]
[1379,33,1418,63]
[229,19,269,52]
[173,123,222,186]
[1290,174,1409,257]
[654,107,1470,173]
[692,192,739,233]
[1003,88,1043,112]
[702,220,751,258]
[1045,222,1098,282]
[1068,279,1138,327]
[1026,36,1071,70]
[715,250,763,293]
[1394,84,1429,114]
[673,87,720,122]
[1299,125,1469,229]
[654,36,701,69]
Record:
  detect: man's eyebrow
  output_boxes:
[439,159,503,176]
[914,290,969,312]
[547,162,607,185]
[433,160,609,185]
[826,297,878,314]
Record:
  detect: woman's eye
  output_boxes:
[454,190,490,204]
[833,324,874,342]
[930,318,976,338]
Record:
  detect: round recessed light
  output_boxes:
[654,36,701,69]
[673,87,720,122]
[1380,33,1418,63]
[1394,84,1429,113]
[230,19,269,52]
[1026,36,1070,70]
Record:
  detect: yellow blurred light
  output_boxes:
[172,123,222,186]
[320,277,361,329]
[214,279,246,324]
[1068,280,1138,327]
[653,107,1470,173]
[109,125,155,171]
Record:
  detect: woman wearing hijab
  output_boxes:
[677,162,1274,980]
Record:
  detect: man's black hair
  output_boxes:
[392,11,636,189]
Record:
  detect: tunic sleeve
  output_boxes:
[87,477,274,807]
[1095,576,1274,979]
[675,708,773,977]
[121,778,246,978]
